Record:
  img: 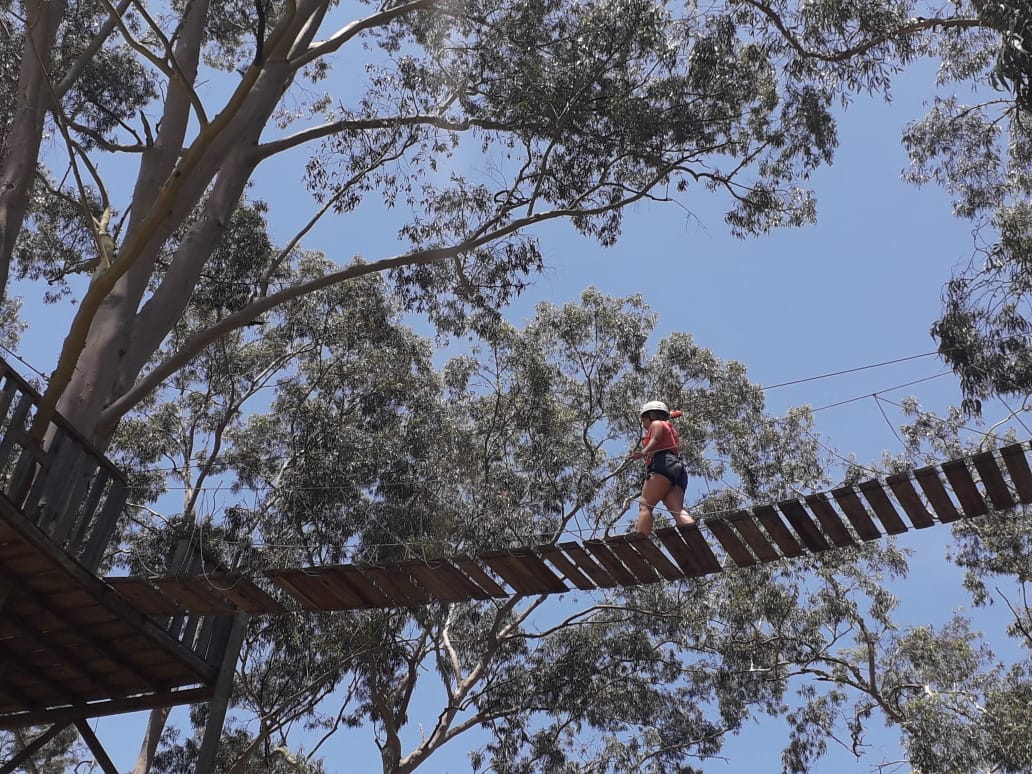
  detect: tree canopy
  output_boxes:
[0,0,1025,442]
[2,0,1032,771]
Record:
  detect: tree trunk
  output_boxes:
[0,0,67,304]
[131,707,171,774]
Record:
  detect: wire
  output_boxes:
[0,342,48,381]
[805,371,952,413]
[760,351,941,390]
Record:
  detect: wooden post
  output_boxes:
[74,719,120,774]
[194,612,249,774]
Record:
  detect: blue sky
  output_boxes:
[14,38,1023,774]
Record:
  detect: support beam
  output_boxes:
[195,613,249,774]
[75,719,119,774]
[0,723,70,774]
[0,686,214,730]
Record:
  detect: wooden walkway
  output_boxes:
[106,441,1032,616]
[1,345,1030,733]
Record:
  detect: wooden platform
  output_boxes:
[0,360,231,730]
[0,493,225,729]
[106,441,1032,616]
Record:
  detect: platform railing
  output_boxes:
[0,358,237,666]
[150,537,240,669]
[0,358,128,573]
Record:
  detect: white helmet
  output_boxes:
[639,400,669,418]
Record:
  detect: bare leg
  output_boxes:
[661,487,695,527]
[637,474,673,534]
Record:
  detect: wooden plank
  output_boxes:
[0,571,159,690]
[857,479,909,535]
[655,527,703,576]
[536,545,596,590]
[1,609,115,691]
[282,568,365,609]
[79,480,128,571]
[202,575,286,614]
[0,393,33,473]
[267,571,332,610]
[7,446,40,510]
[335,566,396,607]
[602,539,661,583]
[41,438,79,521]
[778,499,833,550]
[360,565,432,606]
[300,570,367,609]
[22,429,70,523]
[75,719,120,774]
[0,551,62,577]
[558,542,617,587]
[0,499,216,686]
[0,685,215,731]
[830,487,882,541]
[0,377,20,428]
[0,639,85,706]
[1000,443,1032,503]
[611,534,684,581]
[190,615,220,665]
[583,541,639,586]
[802,493,857,546]
[727,513,780,562]
[971,450,1017,510]
[106,578,183,616]
[66,469,112,558]
[47,452,99,546]
[942,459,988,517]
[914,466,961,523]
[479,553,543,595]
[509,549,568,593]
[704,519,756,567]
[1,617,135,690]
[452,555,509,598]
[885,474,936,529]
[753,505,803,557]
[403,560,484,603]
[482,551,566,595]
[434,557,501,600]
[676,524,722,574]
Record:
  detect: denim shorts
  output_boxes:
[647,450,688,490]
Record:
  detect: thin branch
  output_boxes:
[258,135,415,294]
[292,0,443,69]
[54,0,134,97]
[256,113,502,160]
[742,0,982,64]
[66,119,147,153]
[126,0,210,125]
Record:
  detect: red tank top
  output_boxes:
[642,420,679,465]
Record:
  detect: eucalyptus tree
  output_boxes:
[85,284,1022,774]
[0,0,1025,451]
[2,0,1030,769]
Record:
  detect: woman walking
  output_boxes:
[630,400,695,535]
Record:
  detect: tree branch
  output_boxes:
[256,113,503,160]
[292,0,444,69]
[53,0,133,98]
[97,173,674,433]
[742,0,982,64]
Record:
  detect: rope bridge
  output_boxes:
[106,441,1032,616]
